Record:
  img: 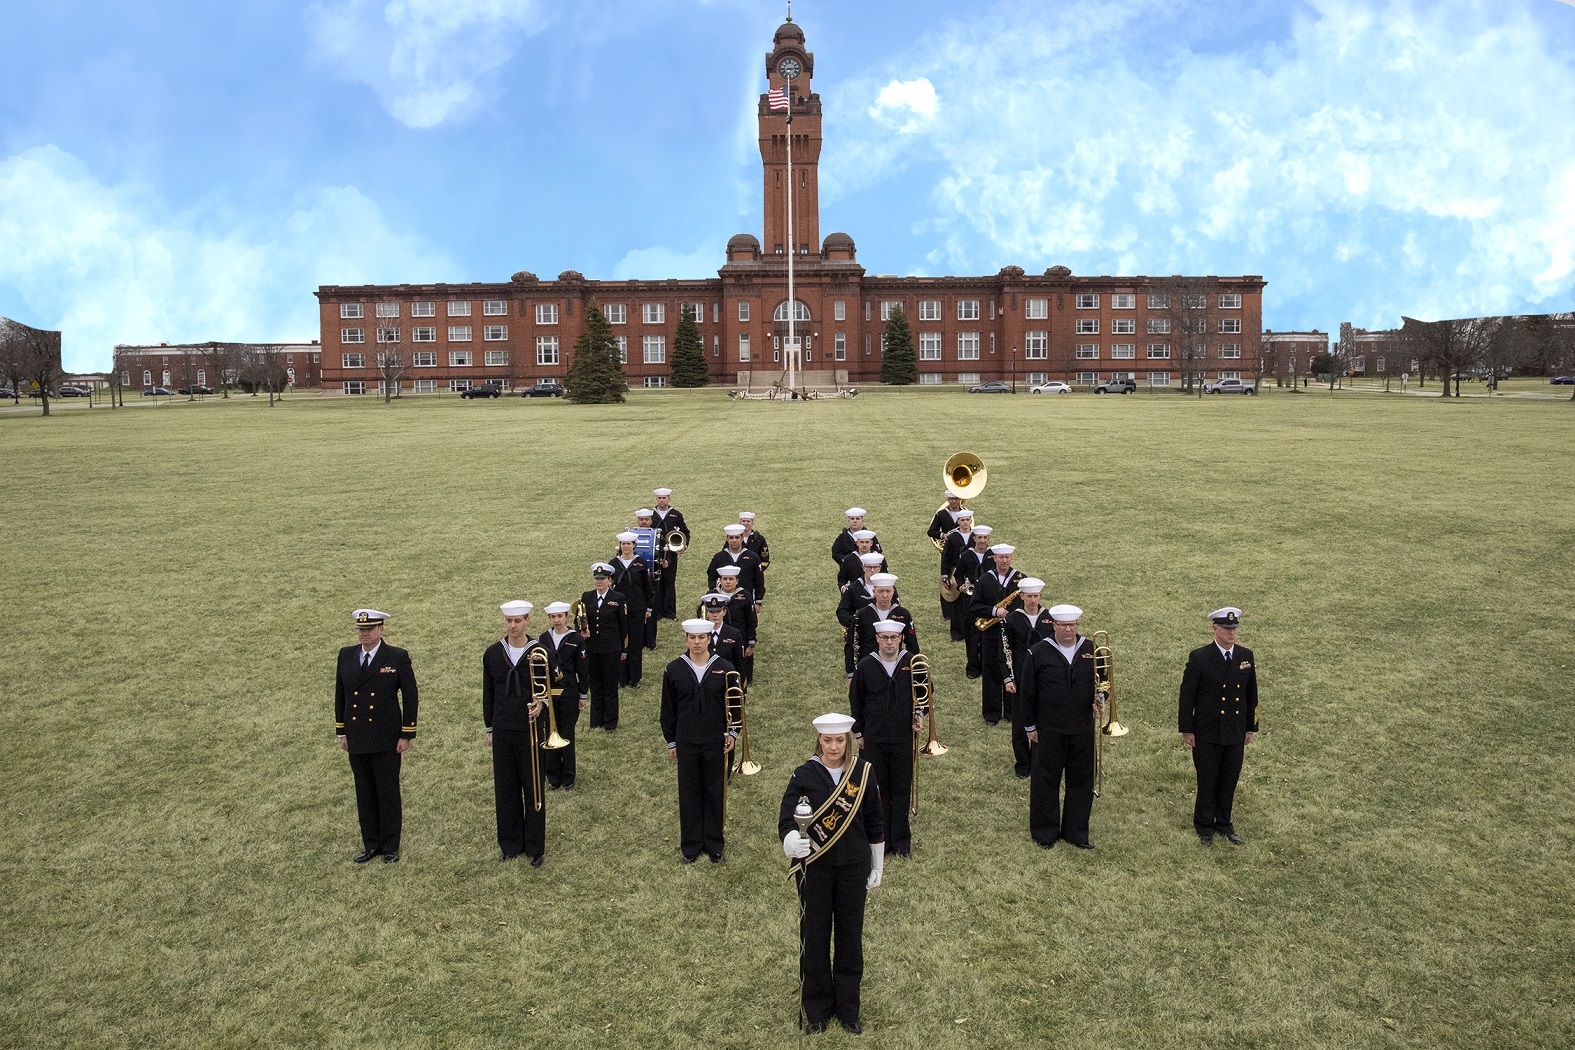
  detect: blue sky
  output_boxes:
[3,0,1574,371]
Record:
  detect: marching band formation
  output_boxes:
[332,456,1262,1034]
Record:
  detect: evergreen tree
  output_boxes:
[881,306,918,385]
[565,301,628,404]
[670,304,710,387]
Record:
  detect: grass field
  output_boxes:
[2,389,1571,1049]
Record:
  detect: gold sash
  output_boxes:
[788,759,872,885]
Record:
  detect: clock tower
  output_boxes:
[759,19,821,255]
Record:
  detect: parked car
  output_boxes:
[0,387,17,399]
[1028,381,1072,395]
[1551,376,1574,385]
[142,386,176,396]
[968,381,1013,394]
[58,385,92,397]
[522,381,566,398]
[1094,378,1137,394]
[460,383,503,399]
[177,385,214,395]
[1204,377,1257,395]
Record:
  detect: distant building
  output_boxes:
[1262,330,1328,386]
[316,19,1266,395]
[114,341,322,392]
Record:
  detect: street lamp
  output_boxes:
[1010,346,1017,394]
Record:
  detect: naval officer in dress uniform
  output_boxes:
[334,608,419,863]
[1178,607,1260,845]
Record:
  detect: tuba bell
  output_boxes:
[943,452,988,501]
[664,529,688,554]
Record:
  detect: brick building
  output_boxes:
[114,341,322,392]
[1262,330,1329,387]
[316,19,1265,395]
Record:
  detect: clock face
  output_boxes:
[778,57,801,80]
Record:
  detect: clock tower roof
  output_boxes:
[773,22,805,46]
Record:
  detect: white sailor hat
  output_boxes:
[700,593,730,611]
[738,511,756,521]
[851,529,876,541]
[972,524,993,536]
[544,601,572,616]
[1019,578,1046,595]
[499,600,533,617]
[653,487,673,497]
[723,524,747,537]
[591,562,616,577]
[859,552,885,567]
[989,543,1016,556]
[635,508,654,518]
[682,617,712,635]
[872,619,904,634]
[1209,607,1243,627]
[716,565,742,578]
[616,531,638,543]
[1049,603,1083,622]
[352,608,388,628]
[945,488,962,499]
[813,712,856,735]
[870,572,898,587]
[845,507,867,518]
[956,508,975,519]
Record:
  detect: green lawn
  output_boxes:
[2,390,1571,1049]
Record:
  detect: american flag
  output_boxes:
[768,86,790,111]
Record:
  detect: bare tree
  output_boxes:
[1400,316,1498,398]
[375,316,408,402]
[1154,277,1229,395]
[240,344,291,406]
[1256,331,1281,388]
[199,341,243,398]
[109,345,136,407]
[0,317,64,416]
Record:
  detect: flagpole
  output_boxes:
[786,81,796,394]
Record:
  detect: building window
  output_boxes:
[605,304,627,325]
[413,379,437,393]
[484,326,507,341]
[483,300,507,316]
[643,376,668,388]
[530,303,555,325]
[412,327,436,342]
[865,302,872,321]
[737,301,750,323]
[1024,298,1048,320]
[341,327,364,344]
[1111,294,1135,310]
[1147,344,1171,359]
[1219,293,1242,309]
[449,326,472,341]
[448,301,471,316]
[412,301,435,317]
[1075,371,1098,384]
[738,334,750,362]
[881,301,902,321]
[1024,372,1048,385]
[1023,331,1048,359]
[484,350,508,366]
[1147,318,1171,334]
[376,302,399,318]
[1149,372,1171,386]
[377,327,400,343]
[1221,371,1241,381]
[378,379,400,395]
[142,370,152,386]
[920,333,942,360]
[1112,371,1134,381]
[919,373,943,385]
[834,333,846,361]
[375,353,401,368]
[1219,318,1242,334]
[1112,344,1136,360]
[957,300,980,321]
[865,333,872,355]
[643,303,666,324]
[342,380,366,395]
[340,303,364,319]
[1076,293,1099,309]
[614,336,628,365]
[643,335,667,364]
[958,372,981,384]
[1219,344,1242,359]
[413,351,437,367]
[1147,294,1169,309]
[536,337,559,366]
[1111,318,1136,335]
[450,351,472,367]
[957,332,980,360]
[833,300,846,322]
[450,379,473,392]
[1076,343,1099,359]
[342,353,365,368]
[196,369,207,386]
[774,300,811,324]
[686,303,706,323]
[1377,356,1387,373]
[1182,293,1207,309]
[1076,319,1100,334]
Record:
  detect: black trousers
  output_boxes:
[798,858,869,1029]
[860,739,913,855]
[943,595,966,641]
[675,744,726,859]
[964,622,981,673]
[979,627,1006,722]
[1029,731,1095,846]
[586,651,621,729]
[491,729,545,860]
[1193,740,1245,831]
[540,696,580,787]
[1004,688,1034,777]
[620,624,645,686]
[347,749,402,853]
[644,610,659,650]
[656,560,678,619]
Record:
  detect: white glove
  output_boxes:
[866,844,885,889]
[782,832,812,859]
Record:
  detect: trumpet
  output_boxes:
[721,669,746,826]
[731,678,761,778]
[909,653,932,815]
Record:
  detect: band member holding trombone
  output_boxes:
[483,600,549,865]
[849,621,923,857]
[660,619,739,864]
[539,601,588,791]
[335,608,419,865]
[1017,604,1100,850]
[1004,578,1054,779]
[1178,607,1259,846]
[651,487,690,620]
[972,541,1025,725]
[779,712,885,1036]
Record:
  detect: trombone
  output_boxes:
[1090,630,1125,799]
[909,653,932,815]
[720,669,746,826]
[664,529,688,554]
[731,677,761,778]
[526,647,568,812]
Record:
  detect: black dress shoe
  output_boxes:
[382,850,400,863]
[1197,829,1215,845]
[681,855,698,865]
[1036,838,1056,850]
[547,781,561,791]
[352,848,381,864]
[1221,829,1245,845]
[562,782,575,791]
[709,852,725,863]
[840,1018,863,1035]
[529,855,544,868]
[804,1021,826,1034]
[500,852,520,863]
[1072,839,1095,851]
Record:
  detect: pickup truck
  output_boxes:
[1094,378,1136,394]
[1203,378,1256,395]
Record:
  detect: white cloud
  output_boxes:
[823,0,1575,328]
[0,146,453,370]
[305,0,547,128]
[870,78,939,133]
